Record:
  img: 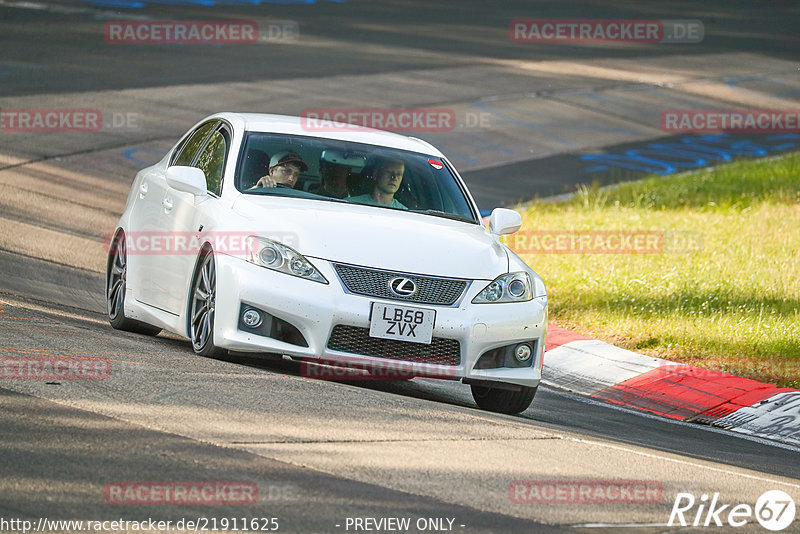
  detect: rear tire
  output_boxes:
[106,231,162,336]
[471,384,537,414]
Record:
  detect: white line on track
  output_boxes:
[572,523,672,528]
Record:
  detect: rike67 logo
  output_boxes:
[669,490,796,531]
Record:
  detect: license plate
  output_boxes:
[369,303,436,345]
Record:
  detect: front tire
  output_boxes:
[189,249,226,358]
[106,231,161,336]
[471,384,537,415]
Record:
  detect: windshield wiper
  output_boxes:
[410,209,477,224]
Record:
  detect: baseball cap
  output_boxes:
[270,151,308,172]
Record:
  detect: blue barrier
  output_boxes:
[124,147,165,168]
[581,133,799,175]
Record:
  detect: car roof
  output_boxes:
[214,112,445,157]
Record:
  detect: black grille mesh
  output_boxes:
[334,264,467,305]
[327,325,461,366]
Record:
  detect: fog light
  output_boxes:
[514,343,532,362]
[242,309,262,328]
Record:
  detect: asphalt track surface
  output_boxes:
[1,1,799,532]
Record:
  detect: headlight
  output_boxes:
[247,236,328,284]
[472,272,533,303]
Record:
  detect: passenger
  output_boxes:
[249,151,308,190]
[349,156,407,209]
[312,149,352,199]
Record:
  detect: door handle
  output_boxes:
[162,197,173,212]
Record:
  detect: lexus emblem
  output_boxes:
[388,277,417,297]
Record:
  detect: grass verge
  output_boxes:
[509,152,800,388]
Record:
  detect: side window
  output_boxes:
[195,130,228,196]
[173,121,217,166]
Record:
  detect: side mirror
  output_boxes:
[166,166,207,196]
[489,208,522,236]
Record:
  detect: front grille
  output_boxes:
[334,263,468,305]
[327,325,461,366]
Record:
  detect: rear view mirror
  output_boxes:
[489,208,522,236]
[166,166,207,196]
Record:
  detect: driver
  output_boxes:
[249,151,308,189]
[312,149,352,199]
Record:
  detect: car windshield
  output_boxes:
[235,132,478,223]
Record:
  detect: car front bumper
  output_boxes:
[213,254,547,388]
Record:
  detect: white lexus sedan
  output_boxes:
[107,113,547,414]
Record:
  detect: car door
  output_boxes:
[136,120,218,311]
[151,123,231,315]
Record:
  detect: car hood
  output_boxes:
[231,195,507,280]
